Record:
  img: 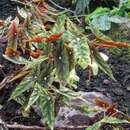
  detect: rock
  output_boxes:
[0,104,3,110]
[103,79,111,85]
[0,118,8,130]
[126,85,130,91]
[55,92,112,129]
[124,92,130,100]
[113,88,124,96]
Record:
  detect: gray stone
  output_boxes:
[113,88,124,96]
[55,92,112,128]
[0,118,8,130]
[126,85,130,91]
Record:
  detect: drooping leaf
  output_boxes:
[65,44,75,71]
[39,97,55,130]
[65,19,91,69]
[3,55,29,65]
[91,59,99,76]
[7,19,19,50]
[26,56,48,69]
[10,78,34,100]
[55,43,70,81]
[9,69,30,82]
[99,52,109,61]
[93,49,115,80]
[72,36,91,69]
[52,15,66,33]
[86,121,101,130]
[25,83,40,111]
[56,85,79,98]
[36,83,55,130]
[102,116,129,124]
[14,94,27,105]
[17,7,28,19]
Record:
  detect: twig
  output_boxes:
[10,0,30,7]
[48,0,81,24]
[7,124,89,130]
[7,124,45,130]
[0,76,12,90]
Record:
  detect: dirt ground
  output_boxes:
[0,0,130,129]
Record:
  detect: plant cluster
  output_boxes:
[0,0,130,130]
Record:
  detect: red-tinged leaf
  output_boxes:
[0,20,4,27]
[105,104,117,117]
[5,48,20,57]
[38,6,48,13]
[30,36,47,43]
[95,98,110,109]
[9,21,18,37]
[33,0,45,3]
[95,35,130,48]
[94,44,114,48]
[30,49,42,58]
[46,32,64,42]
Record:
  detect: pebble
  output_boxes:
[126,85,130,91]
[103,79,111,85]
[113,88,124,96]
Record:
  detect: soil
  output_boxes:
[0,0,17,19]
[0,0,130,130]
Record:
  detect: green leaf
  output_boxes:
[55,43,70,81]
[17,7,27,19]
[93,49,115,80]
[26,56,48,69]
[40,97,55,130]
[36,83,55,130]
[56,85,79,98]
[3,55,28,65]
[14,94,27,105]
[75,0,91,14]
[86,121,101,130]
[91,15,111,31]
[72,36,91,69]
[102,117,129,124]
[91,59,99,76]
[25,83,40,111]
[52,15,66,33]
[87,7,109,20]
[10,78,34,100]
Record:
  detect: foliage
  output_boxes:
[86,0,130,31]
[86,117,129,130]
[1,0,130,129]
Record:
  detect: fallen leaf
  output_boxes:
[5,48,21,57]
[95,98,110,109]
[105,103,117,117]
[30,49,42,58]
[0,20,4,27]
